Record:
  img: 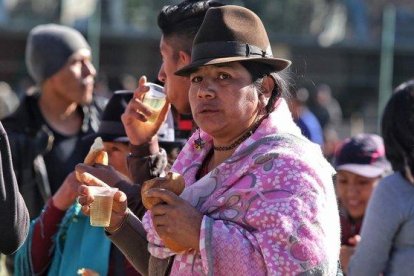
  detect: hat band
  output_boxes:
[98,121,126,136]
[192,41,273,61]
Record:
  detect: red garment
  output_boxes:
[340,209,362,246]
[31,198,140,275]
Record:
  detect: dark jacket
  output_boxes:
[0,122,30,255]
[2,91,106,219]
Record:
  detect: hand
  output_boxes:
[340,235,361,274]
[146,188,203,251]
[75,163,129,188]
[77,172,128,232]
[348,234,361,246]
[53,172,81,211]
[121,75,170,145]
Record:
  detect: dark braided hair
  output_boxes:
[240,61,289,114]
[381,80,414,179]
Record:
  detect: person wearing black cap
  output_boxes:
[14,91,145,276]
[333,133,391,274]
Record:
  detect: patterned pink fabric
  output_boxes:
[142,99,340,275]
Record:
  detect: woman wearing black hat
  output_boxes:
[78,5,340,275]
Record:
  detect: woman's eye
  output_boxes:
[191,76,202,83]
[218,73,230,80]
[337,179,348,185]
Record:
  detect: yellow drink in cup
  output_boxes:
[89,186,118,227]
[142,83,166,123]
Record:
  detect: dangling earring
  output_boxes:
[193,128,205,150]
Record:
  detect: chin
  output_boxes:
[81,93,93,105]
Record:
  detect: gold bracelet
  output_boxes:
[105,209,130,234]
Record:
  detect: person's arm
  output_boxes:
[0,122,30,255]
[127,139,167,184]
[31,198,66,273]
[106,210,151,276]
[126,141,167,219]
[348,178,402,275]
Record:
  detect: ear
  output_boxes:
[261,75,275,99]
[178,50,191,68]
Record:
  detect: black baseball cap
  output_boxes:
[334,134,391,178]
[85,90,132,143]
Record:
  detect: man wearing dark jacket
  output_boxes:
[2,24,105,273]
[3,24,105,220]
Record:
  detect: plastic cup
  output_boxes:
[142,82,166,123]
[89,186,118,227]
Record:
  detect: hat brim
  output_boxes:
[175,56,291,76]
[336,164,385,178]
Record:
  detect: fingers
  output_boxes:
[77,186,127,216]
[144,188,179,206]
[78,184,94,215]
[112,190,127,213]
[77,172,109,188]
[122,96,153,123]
[133,75,150,99]
[154,102,171,128]
[75,163,98,176]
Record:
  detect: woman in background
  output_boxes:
[349,80,414,275]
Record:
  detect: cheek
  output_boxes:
[360,187,375,202]
[188,86,198,107]
[335,185,346,199]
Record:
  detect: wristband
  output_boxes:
[105,209,130,234]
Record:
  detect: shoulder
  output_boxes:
[374,172,414,203]
[2,93,41,132]
[256,134,327,167]
[245,133,334,188]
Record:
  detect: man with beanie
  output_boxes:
[2,24,105,273]
[2,23,105,224]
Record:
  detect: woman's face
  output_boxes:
[103,141,130,178]
[336,170,380,220]
[189,62,261,142]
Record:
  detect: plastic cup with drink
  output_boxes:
[142,82,166,123]
[88,186,118,227]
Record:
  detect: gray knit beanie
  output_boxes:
[25,24,91,84]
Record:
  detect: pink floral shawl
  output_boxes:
[142,99,340,275]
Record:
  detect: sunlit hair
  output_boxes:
[240,61,289,114]
[381,79,414,180]
[157,0,223,56]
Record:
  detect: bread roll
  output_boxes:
[141,172,186,252]
[76,137,108,181]
[141,172,185,210]
[84,137,108,165]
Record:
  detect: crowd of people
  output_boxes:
[0,0,412,275]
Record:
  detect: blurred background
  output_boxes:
[0,0,413,140]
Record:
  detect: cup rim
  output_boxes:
[89,186,118,196]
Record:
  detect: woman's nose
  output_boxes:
[197,80,215,99]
